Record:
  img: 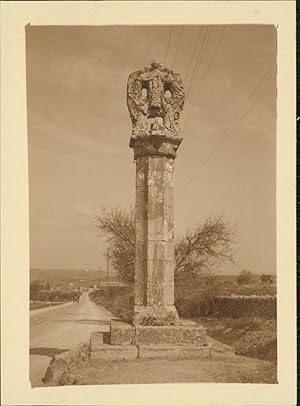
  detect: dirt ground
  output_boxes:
[60,356,277,385]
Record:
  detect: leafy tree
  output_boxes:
[96,206,235,285]
[237,269,253,285]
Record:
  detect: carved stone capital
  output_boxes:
[129,134,183,160]
[127,61,185,138]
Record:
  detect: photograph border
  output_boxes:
[1,1,296,405]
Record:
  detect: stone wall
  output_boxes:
[89,286,276,320]
[177,296,277,319]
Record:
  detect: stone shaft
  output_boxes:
[130,135,182,325]
[135,155,175,306]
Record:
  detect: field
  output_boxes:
[175,275,276,298]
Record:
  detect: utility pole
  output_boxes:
[106,247,110,284]
[98,265,101,288]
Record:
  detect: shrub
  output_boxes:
[237,270,253,285]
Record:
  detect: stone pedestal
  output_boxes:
[87,321,234,362]
[130,134,182,326]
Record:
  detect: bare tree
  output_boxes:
[174,217,235,284]
[96,207,135,284]
[96,207,235,285]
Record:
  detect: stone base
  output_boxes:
[88,320,234,362]
[135,325,207,345]
[89,337,234,362]
[109,320,207,346]
[133,305,179,326]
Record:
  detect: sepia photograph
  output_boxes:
[27,24,278,387]
[1,2,296,406]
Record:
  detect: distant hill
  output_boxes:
[30,268,115,283]
[30,269,276,289]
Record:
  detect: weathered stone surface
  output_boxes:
[90,345,138,361]
[133,305,179,326]
[161,281,175,305]
[130,135,183,159]
[135,219,148,242]
[127,61,185,138]
[89,331,104,349]
[138,344,210,360]
[135,325,207,345]
[110,320,135,345]
[147,241,175,262]
[134,280,147,306]
[133,154,179,322]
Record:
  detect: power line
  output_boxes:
[164,26,174,66]
[214,68,274,147]
[171,26,183,69]
[185,26,210,98]
[179,66,275,193]
[181,27,213,131]
[181,68,275,192]
[184,27,203,83]
[197,26,226,95]
[187,26,211,98]
[183,26,226,132]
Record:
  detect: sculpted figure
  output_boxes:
[127,70,149,136]
[127,61,185,137]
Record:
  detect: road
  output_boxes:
[30,291,113,387]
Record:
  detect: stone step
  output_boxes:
[138,344,210,360]
[110,320,134,345]
[89,342,234,362]
[90,344,138,361]
[90,331,112,348]
[135,325,207,345]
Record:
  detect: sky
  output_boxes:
[26,25,276,275]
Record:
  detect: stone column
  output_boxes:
[127,61,185,326]
[130,135,182,325]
